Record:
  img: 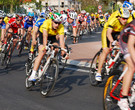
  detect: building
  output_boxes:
[41,0,81,12]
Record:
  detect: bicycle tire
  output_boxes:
[40,58,59,97]
[89,49,101,86]
[103,75,121,110]
[58,44,68,74]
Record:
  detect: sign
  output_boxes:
[98,9,102,13]
[98,5,102,10]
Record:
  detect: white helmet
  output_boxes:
[86,12,89,16]
[0,12,5,18]
[68,12,77,19]
[81,10,86,14]
[119,7,130,18]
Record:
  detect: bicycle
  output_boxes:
[0,32,20,68]
[103,62,135,110]
[25,42,68,97]
[89,44,122,86]
[17,28,28,56]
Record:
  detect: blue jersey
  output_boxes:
[35,18,45,28]
[24,16,36,29]
[0,21,6,29]
[87,16,91,23]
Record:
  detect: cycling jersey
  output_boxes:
[95,14,99,18]
[0,21,6,29]
[87,15,91,23]
[102,17,128,48]
[62,15,76,33]
[39,19,64,36]
[119,19,135,56]
[77,14,87,22]
[35,18,45,28]
[24,16,35,29]
[8,17,24,33]
[4,16,10,24]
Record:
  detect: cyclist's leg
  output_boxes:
[96,28,110,81]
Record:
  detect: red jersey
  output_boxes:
[77,14,87,22]
[8,18,24,33]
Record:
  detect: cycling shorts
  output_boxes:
[39,31,58,45]
[96,18,99,21]
[101,28,120,48]
[91,18,95,21]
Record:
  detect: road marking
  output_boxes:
[64,67,89,73]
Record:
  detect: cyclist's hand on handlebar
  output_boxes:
[61,51,69,60]
[41,46,46,52]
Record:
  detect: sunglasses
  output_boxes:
[121,17,128,20]
[53,21,61,24]
[29,16,33,18]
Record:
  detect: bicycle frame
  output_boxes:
[105,46,121,75]
[109,67,128,101]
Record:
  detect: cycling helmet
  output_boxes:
[28,12,34,17]
[68,12,77,19]
[81,10,86,14]
[40,12,45,17]
[51,12,62,22]
[0,12,5,18]
[86,12,89,16]
[123,1,133,11]
[119,7,130,18]
[7,13,13,18]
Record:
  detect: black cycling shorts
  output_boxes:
[39,31,59,45]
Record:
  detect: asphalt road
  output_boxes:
[0,29,104,110]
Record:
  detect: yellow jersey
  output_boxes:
[104,17,126,32]
[39,19,64,36]
[95,14,99,18]
[4,16,10,24]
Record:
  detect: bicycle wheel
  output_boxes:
[89,49,102,86]
[40,58,59,97]
[103,75,121,110]
[25,57,35,90]
[58,44,68,74]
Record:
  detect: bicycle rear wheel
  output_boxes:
[89,49,101,86]
[40,58,59,97]
[103,75,121,110]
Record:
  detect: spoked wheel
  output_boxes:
[58,44,69,74]
[103,75,121,110]
[89,49,102,86]
[25,58,35,90]
[40,58,59,97]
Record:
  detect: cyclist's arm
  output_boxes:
[32,25,39,41]
[1,29,6,41]
[127,34,135,63]
[43,29,48,47]
[106,28,114,43]
[59,34,65,49]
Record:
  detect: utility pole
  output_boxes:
[58,0,60,13]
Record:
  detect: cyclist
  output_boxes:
[91,12,96,31]
[95,8,130,81]
[5,15,23,59]
[28,12,67,81]
[61,11,77,43]
[4,13,12,24]
[86,12,91,32]
[0,12,6,51]
[76,10,87,36]
[118,19,135,110]
[30,12,46,55]
[23,12,35,49]
[95,12,100,27]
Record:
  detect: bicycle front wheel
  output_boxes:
[103,75,121,110]
[89,49,101,86]
[40,58,59,97]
